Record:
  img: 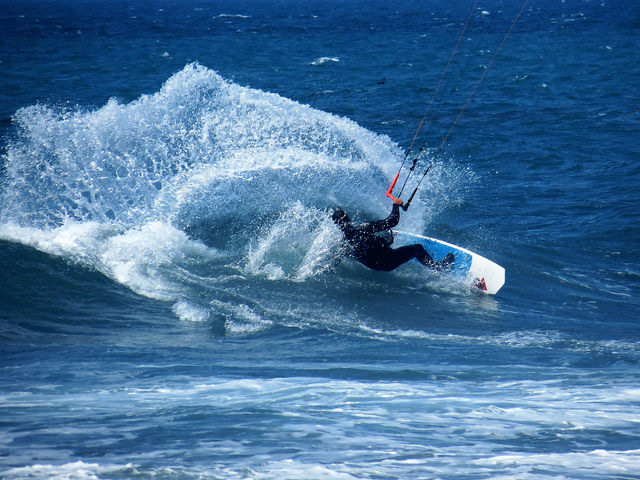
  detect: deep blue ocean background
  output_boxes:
[1,1,639,479]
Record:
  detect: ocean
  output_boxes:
[1,0,639,478]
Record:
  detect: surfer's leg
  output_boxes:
[386,245,455,271]
[410,245,439,269]
[374,245,435,271]
[366,245,454,272]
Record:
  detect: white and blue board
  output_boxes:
[393,231,505,294]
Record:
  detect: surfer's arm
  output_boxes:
[366,202,401,233]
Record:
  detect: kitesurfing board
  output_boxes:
[393,231,505,294]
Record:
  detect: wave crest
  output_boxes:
[2,63,400,232]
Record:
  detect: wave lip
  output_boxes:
[1,63,401,232]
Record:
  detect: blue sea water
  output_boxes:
[1,0,639,478]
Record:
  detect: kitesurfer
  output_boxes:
[332,197,454,272]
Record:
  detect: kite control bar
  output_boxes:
[385,172,401,204]
[386,166,430,211]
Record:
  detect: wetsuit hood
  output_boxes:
[332,209,350,226]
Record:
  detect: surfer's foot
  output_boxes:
[420,252,454,271]
[437,252,454,271]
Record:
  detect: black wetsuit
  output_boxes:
[337,204,437,272]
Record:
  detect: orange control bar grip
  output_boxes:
[386,172,400,202]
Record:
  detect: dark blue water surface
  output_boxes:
[2,1,639,478]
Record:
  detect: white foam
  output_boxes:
[310,56,340,65]
[0,220,116,266]
[2,461,103,480]
[172,299,211,322]
[295,217,344,280]
[477,449,640,476]
[246,202,343,281]
[215,14,251,19]
[250,459,358,479]
[4,374,640,479]
[0,220,217,306]
[224,303,273,334]
[100,221,216,300]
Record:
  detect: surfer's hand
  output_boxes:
[392,197,403,206]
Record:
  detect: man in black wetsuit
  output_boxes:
[332,197,454,272]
